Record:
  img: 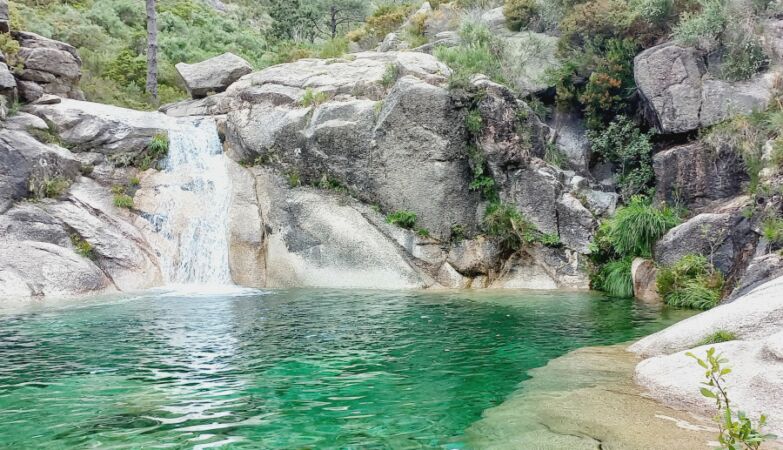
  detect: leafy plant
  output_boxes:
[762,216,783,247]
[467,145,499,202]
[434,21,506,87]
[416,227,431,238]
[544,143,569,168]
[451,224,466,243]
[113,193,134,209]
[482,202,559,253]
[300,88,330,107]
[381,63,401,88]
[687,348,776,449]
[38,177,72,199]
[588,116,655,199]
[465,109,483,135]
[386,210,417,229]
[70,234,95,260]
[603,196,681,258]
[286,170,301,188]
[673,0,727,51]
[657,254,724,310]
[133,133,169,171]
[698,330,738,346]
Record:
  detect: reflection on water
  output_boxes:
[0,289,692,448]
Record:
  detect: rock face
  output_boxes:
[631,276,783,437]
[175,52,253,99]
[13,31,84,102]
[631,258,661,303]
[635,43,775,133]
[654,213,756,276]
[654,142,748,209]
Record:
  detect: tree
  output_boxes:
[267,0,367,42]
[145,0,158,100]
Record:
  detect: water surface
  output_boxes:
[0,289,691,449]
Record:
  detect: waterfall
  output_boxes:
[156,118,233,286]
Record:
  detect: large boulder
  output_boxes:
[0,62,16,103]
[556,193,595,254]
[631,277,783,437]
[175,52,253,99]
[654,142,748,209]
[654,213,756,276]
[13,31,84,101]
[28,99,175,160]
[632,258,661,303]
[635,43,775,133]
[0,128,81,213]
[447,237,501,276]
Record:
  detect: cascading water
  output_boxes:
[155,117,233,286]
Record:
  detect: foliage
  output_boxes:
[434,21,506,87]
[286,170,301,188]
[27,122,66,148]
[503,0,540,31]
[318,37,349,59]
[720,32,767,82]
[267,0,367,42]
[657,254,724,309]
[673,0,727,51]
[450,224,467,243]
[603,196,680,258]
[482,202,559,253]
[762,216,783,247]
[136,133,169,170]
[34,176,71,199]
[0,32,22,71]
[594,257,634,297]
[364,3,414,39]
[381,63,400,88]
[698,330,737,345]
[300,88,330,107]
[702,113,768,194]
[70,234,95,259]
[465,109,483,135]
[467,145,498,202]
[588,116,655,199]
[386,210,417,229]
[113,192,134,209]
[544,143,569,168]
[559,0,637,49]
[687,348,776,448]
[579,39,638,129]
[416,227,431,238]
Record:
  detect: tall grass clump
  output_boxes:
[603,196,681,258]
[596,257,634,297]
[657,254,724,309]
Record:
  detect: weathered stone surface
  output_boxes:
[654,213,755,276]
[502,163,562,235]
[13,31,84,101]
[553,111,590,173]
[632,258,661,303]
[0,62,16,101]
[447,237,501,276]
[226,160,265,288]
[728,252,783,301]
[378,33,408,52]
[436,261,471,289]
[632,276,783,437]
[489,253,560,289]
[556,193,595,254]
[176,52,252,99]
[5,111,47,131]
[0,0,8,33]
[635,43,775,133]
[654,142,747,208]
[0,128,81,213]
[28,99,174,158]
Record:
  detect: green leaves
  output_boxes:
[700,387,717,399]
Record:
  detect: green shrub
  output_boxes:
[387,210,417,229]
[673,0,727,51]
[135,133,169,171]
[37,176,71,199]
[381,63,400,88]
[365,3,413,39]
[70,234,95,259]
[503,0,540,31]
[687,349,776,448]
[318,37,348,59]
[697,330,737,345]
[451,224,466,243]
[434,21,506,86]
[657,254,724,309]
[27,121,66,148]
[300,88,330,107]
[588,116,654,199]
[544,143,569,168]
[579,39,638,129]
[482,202,560,253]
[286,170,301,188]
[702,114,767,194]
[595,257,634,298]
[762,216,783,246]
[113,193,134,209]
[465,109,483,135]
[721,33,767,82]
[559,0,637,49]
[604,196,680,258]
[416,227,431,238]
[467,145,499,202]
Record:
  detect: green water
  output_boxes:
[0,289,690,449]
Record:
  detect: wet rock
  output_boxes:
[175,52,252,99]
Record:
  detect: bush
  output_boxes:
[595,257,634,297]
[673,0,727,51]
[482,202,559,253]
[588,116,655,199]
[762,216,783,247]
[136,133,169,170]
[37,176,71,199]
[70,234,95,259]
[579,39,638,129]
[465,109,483,135]
[300,89,330,107]
[503,0,540,31]
[702,114,767,194]
[721,33,767,81]
[697,330,737,345]
[603,196,681,258]
[381,63,400,88]
[434,21,506,86]
[387,210,418,229]
[113,193,134,209]
[365,3,413,39]
[657,254,724,309]
[559,0,637,49]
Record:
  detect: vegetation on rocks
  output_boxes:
[435,21,506,87]
[588,116,655,200]
[483,202,561,254]
[687,348,776,448]
[386,210,418,229]
[698,330,738,345]
[657,254,724,309]
[70,234,96,260]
